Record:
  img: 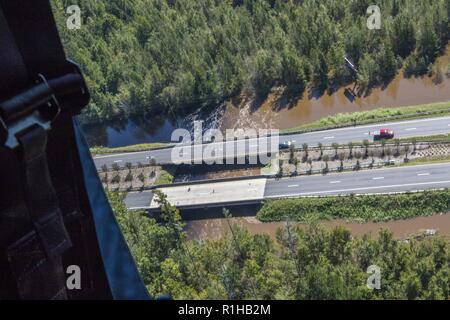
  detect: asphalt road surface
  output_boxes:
[125,163,450,210]
[94,116,450,168]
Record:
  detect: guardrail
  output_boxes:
[263,187,450,202]
[149,174,268,189]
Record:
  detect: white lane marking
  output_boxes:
[291,140,296,142]
[248,188,258,192]
[405,128,417,131]
[250,144,258,148]
[323,136,335,140]
[417,173,430,176]
[113,160,123,163]
[268,180,450,198]
[372,177,384,180]
[288,184,299,188]
[329,181,341,184]
[364,132,369,135]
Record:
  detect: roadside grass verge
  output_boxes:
[257,190,450,223]
[399,134,450,143]
[282,101,450,134]
[399,155,450,166]
[90,143,170,155]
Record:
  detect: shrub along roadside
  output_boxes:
[154,170,174,186]
[257,190,450,223]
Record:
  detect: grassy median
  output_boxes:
[282,101,450,133]
[90,142,169,155]
[257,190,450,223]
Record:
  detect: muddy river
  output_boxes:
[185,213,450,241]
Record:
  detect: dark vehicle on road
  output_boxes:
[279,141,292,150]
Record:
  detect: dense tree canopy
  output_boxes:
[110,192,450,300]
[51,0,450,125]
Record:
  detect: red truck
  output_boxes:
[371,128,394,140]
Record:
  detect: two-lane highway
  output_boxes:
[125,163,450,211]
[94,116,450,168]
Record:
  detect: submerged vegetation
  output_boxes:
[52,0,450,126]
[110,192,450,299]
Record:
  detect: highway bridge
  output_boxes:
[124,163,450,211]
[94,116,450,168]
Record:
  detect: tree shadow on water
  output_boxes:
[271,86,306,112]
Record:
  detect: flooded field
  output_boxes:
[185,213,450,242]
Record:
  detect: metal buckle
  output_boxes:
[0,60,90,149]
[47,60,90,114]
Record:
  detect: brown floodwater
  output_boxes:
[220,46,450,131]
[185,213,450,242]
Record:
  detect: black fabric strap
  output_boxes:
[16,124,72,258]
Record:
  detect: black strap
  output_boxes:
[0,0,77,299]
[17,124,72,258]
[0,1,73,298]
